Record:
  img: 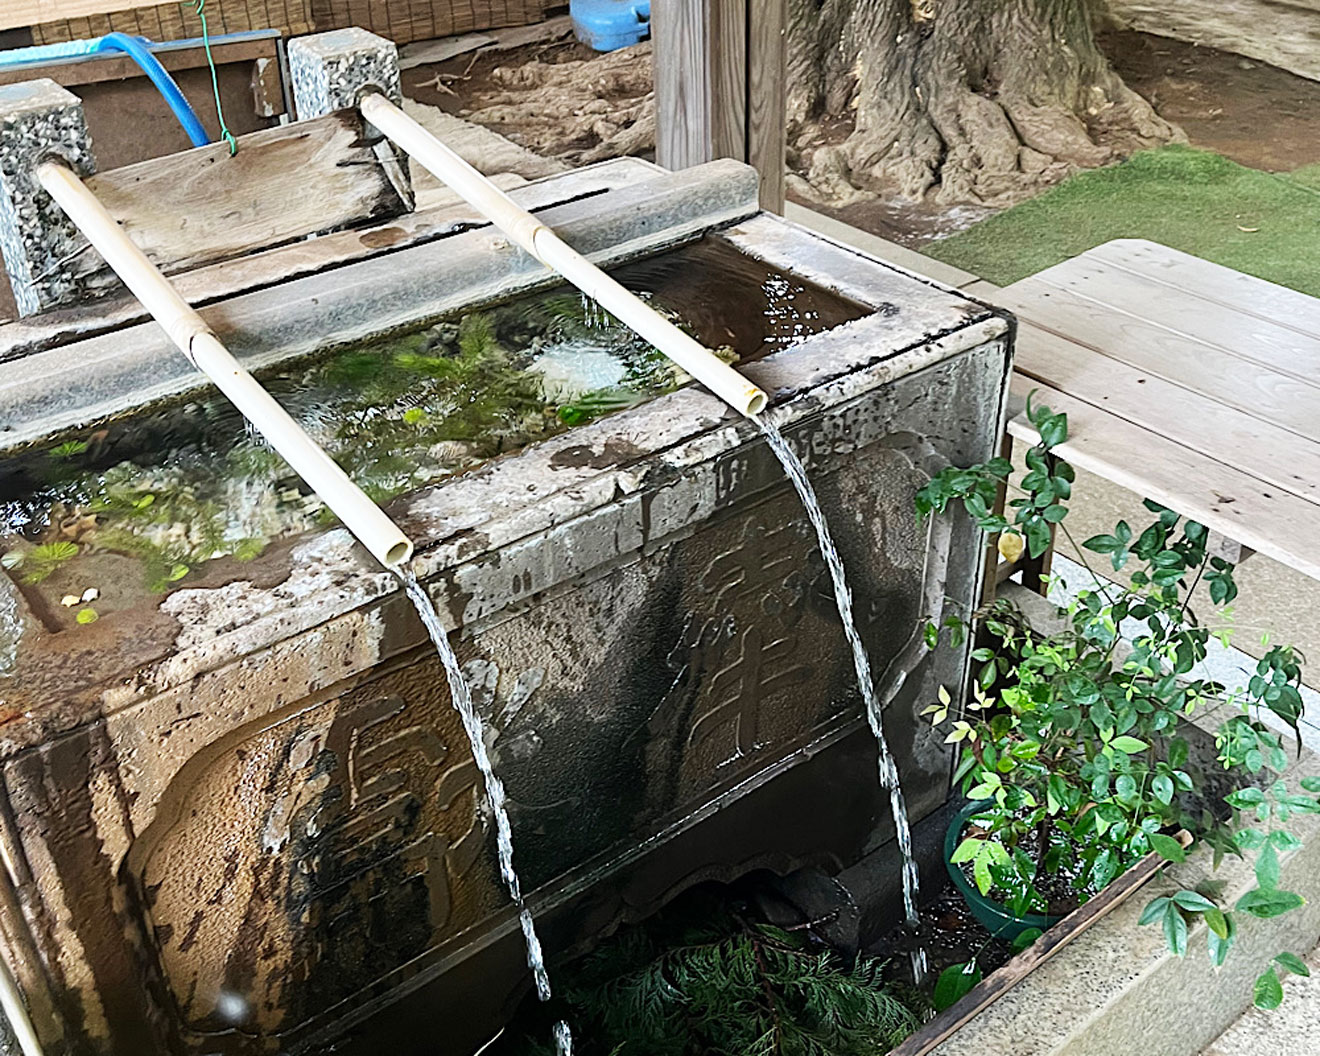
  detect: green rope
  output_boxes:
[188,1,238,155]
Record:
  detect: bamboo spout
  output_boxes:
[35,162,414,571]
[0,955,43,1056]
[358,91,769,419]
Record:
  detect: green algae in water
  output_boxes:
[0,239,867,633]
[0,290,711,607]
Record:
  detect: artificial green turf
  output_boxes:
[926,145,1320,297]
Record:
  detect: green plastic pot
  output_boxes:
[944,802,1063,943]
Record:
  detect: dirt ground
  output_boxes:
[404,31,654,167]
[404,26,1320,248]
[801,30,1320,246]
[1100,29,1320,175]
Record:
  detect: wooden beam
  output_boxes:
[0,34,279,88]
[653,0,786,211]
[652,0,714,171]
[1,2,166,32]
[747,0,786,212]
[80,110,410,278]
[709,0,747,161]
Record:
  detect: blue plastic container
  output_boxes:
[571,0,651,52]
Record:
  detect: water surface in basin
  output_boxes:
[0,240,864,649]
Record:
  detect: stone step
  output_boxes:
[1201,944,1320,1056]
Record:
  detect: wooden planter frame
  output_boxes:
[892,829,1193,1056]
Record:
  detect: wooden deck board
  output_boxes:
[1031,255,1320,375]
[1002,238,1320,583]
[995,282,1320,443]
[1085,240,1320,338]
[1015,322,1320,508]
[1007,377,1320,584]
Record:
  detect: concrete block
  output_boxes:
[288,28,403,119]
[0,79,94,316]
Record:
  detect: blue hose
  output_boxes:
[95,34,211,147]
[0,33,212,148]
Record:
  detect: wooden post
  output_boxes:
[652,0,786,212]
[747,0,787,212]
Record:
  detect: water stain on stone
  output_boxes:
[549,437,645,471]
[359,226,408,250]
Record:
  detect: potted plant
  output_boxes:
[915,396,1319,1009]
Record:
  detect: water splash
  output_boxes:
[397,568,572,1054]
[758,420,927,984]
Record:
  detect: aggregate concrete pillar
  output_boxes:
[288,28,404,119]
[0,79,95,317]
[287,28,411,206]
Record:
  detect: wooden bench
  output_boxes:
[989,238,1320,585]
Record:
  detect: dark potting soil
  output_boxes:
[869,881,1016,990]
[955,819,1101,918]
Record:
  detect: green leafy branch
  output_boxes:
[917,392,1314,1009]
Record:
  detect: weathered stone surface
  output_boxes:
[0,79,95,317]
[1202,944,1320,1054]
[0,189,1010,1054]
[288,28,403,119]
[0,158,761,448]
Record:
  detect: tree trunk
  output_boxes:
[788,0,1184,206]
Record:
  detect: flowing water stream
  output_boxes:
[757,420,928,984]
[397,569,573,1056]
[395,413,928,1056]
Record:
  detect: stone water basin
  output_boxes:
[0,158,1010,1055]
